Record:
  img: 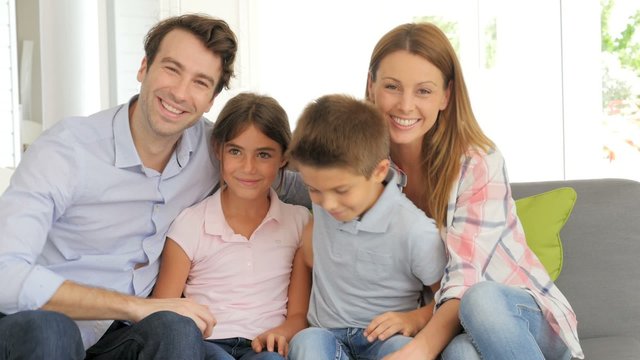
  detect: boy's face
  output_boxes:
[297,160,389,222]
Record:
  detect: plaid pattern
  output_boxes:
[434,148,584,358]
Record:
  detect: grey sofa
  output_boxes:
[511,178,640,360]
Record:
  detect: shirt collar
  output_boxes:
[114,96,141,169]
[337,167,402,234]
[113,95,198,173]
[204,188,284,241]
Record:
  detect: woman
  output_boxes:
[365,23,583,360]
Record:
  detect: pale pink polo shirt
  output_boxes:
[166,188,311,340]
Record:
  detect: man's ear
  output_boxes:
[136,57,148,83]
[372,158,390,183]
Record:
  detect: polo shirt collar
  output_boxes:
[204,188,284,241]
[337,168,402,234]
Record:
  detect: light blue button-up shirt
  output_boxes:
[0,97,218,346]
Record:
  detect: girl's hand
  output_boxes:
[251,332,289,356]
[364,310,427,342]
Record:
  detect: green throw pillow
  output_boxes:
[515,187,577,281]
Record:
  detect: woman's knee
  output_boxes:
[441,334,481,360]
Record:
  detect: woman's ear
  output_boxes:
[440,80,453,110]
[366,72,375,103]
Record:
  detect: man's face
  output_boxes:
[134,28,222,143]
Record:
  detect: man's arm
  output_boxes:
[42,280,215,337]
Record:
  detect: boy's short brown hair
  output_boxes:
[288,94,389,178]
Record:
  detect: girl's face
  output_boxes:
[368,50,450,147]
[218,124,285,201]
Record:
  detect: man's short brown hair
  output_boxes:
[143,14,237,96]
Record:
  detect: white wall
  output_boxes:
[39,0,103,129]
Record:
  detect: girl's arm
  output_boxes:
[252,246,312,356]
[151,238,191,298]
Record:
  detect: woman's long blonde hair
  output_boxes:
[366,23,494,229]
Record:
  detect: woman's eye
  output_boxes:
[417,88,431,95]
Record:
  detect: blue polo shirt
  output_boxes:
[307,168,445,329]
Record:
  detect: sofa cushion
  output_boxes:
[576,336,640,360]
[515,187,576,280]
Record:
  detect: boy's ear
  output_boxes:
[372,158,390,183]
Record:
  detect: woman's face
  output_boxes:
[368,50,450,147]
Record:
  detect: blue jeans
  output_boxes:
[288,327,411,360]
[440,282,571,360]
[204,338,284,360]
[85,310,205,359]
[0,310,85,360]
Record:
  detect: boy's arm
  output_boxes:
[252,245,312,356]
[151,238,191,298]
[364,281,440,341]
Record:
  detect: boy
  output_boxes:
[287,94,446,360]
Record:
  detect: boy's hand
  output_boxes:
[364,311,426,342]
[251,332,289,356]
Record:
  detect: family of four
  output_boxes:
[0,13,583,360]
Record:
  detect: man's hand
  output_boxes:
[251,332,289,356]
[132,297,216,337]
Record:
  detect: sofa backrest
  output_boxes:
[512,178,640,341]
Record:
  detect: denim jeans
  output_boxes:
[440,282,571,360]
[204,337,284,360]
[0,310,85,360]
[288,327,411,360]
[85,310,205,359]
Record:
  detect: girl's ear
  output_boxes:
[213,142,223,160]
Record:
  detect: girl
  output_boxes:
[152,93,311,360]
[364,23,584,359]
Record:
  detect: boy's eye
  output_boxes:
[257,152,272,159]
[165,66,178,73]
[335,188,349,195]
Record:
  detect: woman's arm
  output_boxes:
[151,238,191,298]
[252,246,312,356]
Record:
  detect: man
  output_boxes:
[0,14,307,359]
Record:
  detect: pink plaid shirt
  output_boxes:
[434,148,584,358]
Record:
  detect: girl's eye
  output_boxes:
[257,152,272,159]
[307,187,319,193]
[228,148,241,156]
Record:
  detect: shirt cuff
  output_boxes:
[19,265,66,310]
